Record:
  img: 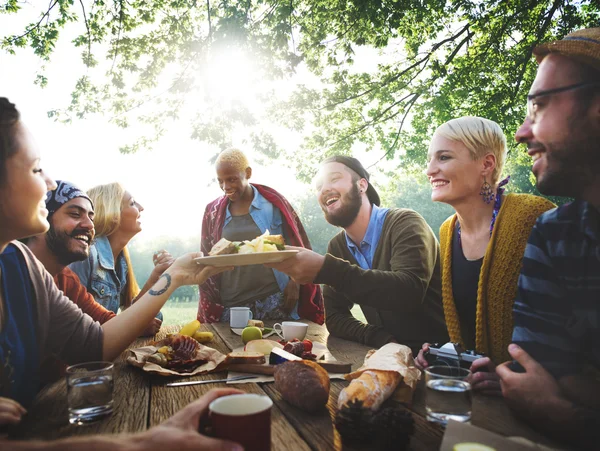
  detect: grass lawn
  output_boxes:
[160,300,367,326]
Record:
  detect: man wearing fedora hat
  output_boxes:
[495,28,600,447]
[269,156,448,351]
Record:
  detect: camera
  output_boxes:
[424,342,485,369]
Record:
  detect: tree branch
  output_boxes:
[4,0,60,44]
[321,23,470,110]
[206,0,212,38]
[110,0,124,74]
[367,92,420,170]
[78,0,92,64]
[510,0,561,102]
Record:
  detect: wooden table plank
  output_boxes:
[150,324,310,451]
[11,337,154,440]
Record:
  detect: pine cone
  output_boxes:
[335,400,375,446]
[373,406,415,451]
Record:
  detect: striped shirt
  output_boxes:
[512,200,600,379]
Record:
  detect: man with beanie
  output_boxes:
[26,181,159,382]
[495,28,600,448]
[269,156,447,351]
[26,180,116,324]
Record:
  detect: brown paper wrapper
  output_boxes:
[127,343,227,377]
[345,343,422,390]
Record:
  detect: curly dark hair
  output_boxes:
[0,97,21,184]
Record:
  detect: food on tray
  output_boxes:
[179,319,201,337]
[247,319,264,328]
[274,360,330,412]
[209,238,241,256]
[226,351,266,365]
[280,338,316,360]
[244,339,284,356]
[241,326,262,344]
[208,231,285,256]
[146,334,208,371]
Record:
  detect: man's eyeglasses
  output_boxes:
[527,81,600,123]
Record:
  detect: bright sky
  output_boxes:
[0,5,386,243]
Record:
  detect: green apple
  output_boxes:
[241,326,263,344]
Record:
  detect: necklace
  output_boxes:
[457,176,510,245]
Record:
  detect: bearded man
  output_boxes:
[269,156,447,350]
[494,28,600,448]
[26,181,159,382]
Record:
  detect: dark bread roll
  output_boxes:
[274,360,330,412]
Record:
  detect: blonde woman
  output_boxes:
[70,183,172,334]
[415,116,555,394]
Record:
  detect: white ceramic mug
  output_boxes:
[273,321,308,341]
[230,307,253,329]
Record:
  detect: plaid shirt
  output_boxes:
[512,200,600,379]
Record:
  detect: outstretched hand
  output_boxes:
[167,252,233,287]
[266,246,325,284]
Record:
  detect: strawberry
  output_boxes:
[302,339,313,352]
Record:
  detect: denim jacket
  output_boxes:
[69,236,163,320]
[224,186,290,292]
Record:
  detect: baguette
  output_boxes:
[338,370,401,411]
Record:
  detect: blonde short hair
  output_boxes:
[86,182,140,309]
[215,148,250,173]
[434,116,507,185]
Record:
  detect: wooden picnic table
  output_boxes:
[12,321,563,450]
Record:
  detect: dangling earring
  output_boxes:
[480,178,495,204]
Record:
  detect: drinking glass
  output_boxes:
[66,361,114,425]
[425,366,472,425]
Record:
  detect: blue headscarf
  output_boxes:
[45,180,93,218]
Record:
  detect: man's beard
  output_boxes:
[45,225,91,266]
[321,183,362,228]
[536,121,600,197]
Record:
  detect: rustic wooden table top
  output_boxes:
[12,321,562,450]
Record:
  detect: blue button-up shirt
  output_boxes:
[224,186,291,293]
[70,236,163,320]
[345,204,390,269]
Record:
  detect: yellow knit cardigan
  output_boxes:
[439,193,555,364]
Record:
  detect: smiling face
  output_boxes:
[118,191,144,236]
[515,54,600,198]
[46,197,95,265]
[426,133,489,206]
[315,162,365,228]
[216,161,252,203]
[0,122,56,243]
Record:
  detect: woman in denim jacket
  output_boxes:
[70,183,171,334]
